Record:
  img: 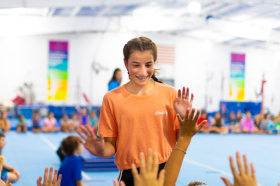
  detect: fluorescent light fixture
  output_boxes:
[0,8,47,16]
[203,40,212,50]
[188,2,201,13]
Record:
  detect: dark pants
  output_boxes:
[118,162,166,186]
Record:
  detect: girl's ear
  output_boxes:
[123,58,128,69]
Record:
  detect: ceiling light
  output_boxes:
[188,1,201,13]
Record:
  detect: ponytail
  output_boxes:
[151,69,163,83]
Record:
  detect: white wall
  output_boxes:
[0,33,279,114]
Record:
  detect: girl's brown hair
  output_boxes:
[123,36,163,83]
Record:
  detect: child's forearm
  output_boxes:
[3,163,14,171]
[164,136,192,186]
[76,179,82,186]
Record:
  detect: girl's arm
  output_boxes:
[99,137,117,158]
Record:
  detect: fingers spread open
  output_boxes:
[182,87,186,99]
[74,136,85,145]
[53,169,58,184]
[80,126,92,138]
[189,108,195,120]
[243,155,250,175]
[131,164,140,181]
[177,114,183,123]
[229,156,238,177]
[221,177,232,186]
[185,87,189,100]
[152,152,159,175]
[198,121,207,131]
[139,152,146,176]
[190,93,194,103]
[146,149,153,172]
[76,129,88,142]
[236,152,244,175]
[49,167,54,184]
[193,110,200,122]
[250,163,256,179]
[178,89,182,99]
[184,109,190,121]
[158,170,165,186]
[57,174,62,186]
[37,176,42,186]
[43,168,48,185]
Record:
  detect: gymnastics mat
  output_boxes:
[80,147,118,171]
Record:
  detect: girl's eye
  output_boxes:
[146,65,152,67]
[133,65,139,67]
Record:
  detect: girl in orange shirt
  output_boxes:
[76,37,194,186]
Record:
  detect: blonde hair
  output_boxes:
[0,156,5,166]
[187,181,206,186]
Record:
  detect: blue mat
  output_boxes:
[81,148,118,171]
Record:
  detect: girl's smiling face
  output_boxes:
[125,50,155,86]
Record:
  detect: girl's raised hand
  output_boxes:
[221,152,257,186]
[174,87,194,119]
[131,149,165,186]
[75,125,105,156]
[177,108,206,138]
[37,167,62,186]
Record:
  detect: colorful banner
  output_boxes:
[229,53,245,101]
[47,41,68,100]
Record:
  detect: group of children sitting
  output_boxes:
[0,108,99,134]
[198,110,280,134]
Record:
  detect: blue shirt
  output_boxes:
[108,80,120,91]
[58,155,82,186]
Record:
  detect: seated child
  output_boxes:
[79,108,90,126]
[17,115,27,133]
[208,112,228,134]
[32,110,41,133]
[197,111,209,133]
[0,133,20,183]
[228,111,241,133]
[60,114,71,133]
[58,136,83,186]
[89,111,99,128]
[240,111,256,133]
[0,112,10,133]
[42,112,60,132]
[68,113,79,131]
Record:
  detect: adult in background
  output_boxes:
[42,112,60,132]
[108,68,122,91]
[0,112,10,133]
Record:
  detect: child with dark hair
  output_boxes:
[108,68,122,91]
[32,110,41,133]
[58,136,83,186]
[241,111,256,133]
[17,115,27,133]
[0,112,10,133]
[0,133,20,183]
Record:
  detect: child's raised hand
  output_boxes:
[221,152,257,186]
[174,87,193,119]
[177,108,206,138]
[37,167,62,186]
[75,125,105,156]
[131,149,165,186]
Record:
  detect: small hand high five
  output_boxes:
[174,87,194,119]
[221,152,257,186]
[75,125,104,156]
[37,167,62,186]
[177,108,206,138]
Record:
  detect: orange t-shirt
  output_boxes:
[98,82,179,170]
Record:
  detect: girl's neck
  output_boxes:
[125,80,155,96]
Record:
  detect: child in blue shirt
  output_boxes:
[58,136,83,186]
[17,115,27,133]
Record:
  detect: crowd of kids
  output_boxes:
[198,110,280,134]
